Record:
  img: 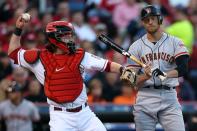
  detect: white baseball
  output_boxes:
[21,13,31,21]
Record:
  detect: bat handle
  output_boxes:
[129,54,166,81]
[145,64,167,81]
[141,64,146,68]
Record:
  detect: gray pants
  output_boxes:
[133,87,185,131]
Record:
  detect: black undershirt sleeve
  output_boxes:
[175,55,189,77]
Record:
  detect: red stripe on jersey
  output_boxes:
[105,61,111,72]
[174,52,189,59]
[8,48,21,64]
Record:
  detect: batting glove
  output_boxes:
[152,68,167,77]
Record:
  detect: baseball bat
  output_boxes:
[98,34,166,81]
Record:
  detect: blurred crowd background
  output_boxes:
[0,0,197,130]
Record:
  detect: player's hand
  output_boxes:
[144,64,152,77]
[152,68,166,77]
[16,15,29,29]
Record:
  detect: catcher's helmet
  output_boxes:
[141,5,163,24]
[46,21,76,54]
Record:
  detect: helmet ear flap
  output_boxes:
[158,15,163,25]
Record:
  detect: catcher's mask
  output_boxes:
[46,21,76,54]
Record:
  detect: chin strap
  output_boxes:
[48,38,70,54]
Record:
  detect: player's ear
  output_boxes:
[140,20,144,26]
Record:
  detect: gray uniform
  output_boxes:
[0,99,40,131]
[128,33,189,131]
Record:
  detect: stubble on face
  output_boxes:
[146,26,159,34]
[142,16,160,34]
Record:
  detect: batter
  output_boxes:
[128,5,189,131]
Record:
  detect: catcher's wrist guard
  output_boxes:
[14,27,22,36]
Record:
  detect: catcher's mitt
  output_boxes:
[120,66,137,88]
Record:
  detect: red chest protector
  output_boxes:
[39,49,84,103]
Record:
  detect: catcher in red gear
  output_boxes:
[8,14,136,131]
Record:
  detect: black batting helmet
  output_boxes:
[141,5,163,24]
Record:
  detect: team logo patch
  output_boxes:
[179,42,184,47]
[145,8,151,14]
[55,66,65,72]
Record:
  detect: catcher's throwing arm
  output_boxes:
[98,34,166,81]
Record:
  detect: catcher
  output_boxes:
[8,14,136,131]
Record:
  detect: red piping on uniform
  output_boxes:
[174,52,189,58]
[8,48,21,64]
[105,61,111,72]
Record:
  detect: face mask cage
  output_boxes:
[54,26,76,54]
[54,26,75,43]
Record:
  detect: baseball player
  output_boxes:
[127,5,189,131]
[0,82,40,131]
[7,15,135,131]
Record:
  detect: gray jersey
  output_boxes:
[128,33,189,87]
[0,99,40,131]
